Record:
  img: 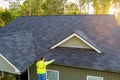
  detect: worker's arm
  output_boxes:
[45,59,55,66]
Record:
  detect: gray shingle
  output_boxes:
[0,15,120,73]
[0,31,36,71]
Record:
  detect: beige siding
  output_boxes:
[29,64,120,80]
[59,36,92,49]
[48,65,120,80]
[29,63,37,80]
[0,56,15,73]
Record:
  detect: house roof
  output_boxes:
[0,15,120,73]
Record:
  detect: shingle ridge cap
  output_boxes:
[19,14,114,17]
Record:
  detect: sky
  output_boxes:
[0,0,24,9]
[67,0,79,3]
[0,0,9,9]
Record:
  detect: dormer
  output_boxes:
[51,31,102,53]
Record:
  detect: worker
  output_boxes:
[36,57,55,80]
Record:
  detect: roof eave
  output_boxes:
[0,53,21,75]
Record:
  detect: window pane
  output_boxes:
[87,76,103,80]
[47,70,58,80]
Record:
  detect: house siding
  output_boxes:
[29,64,120,80]
[29,63,37,80]
[0,56,15,73]
[59,36,91,49]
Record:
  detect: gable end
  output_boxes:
[50,33,102,53]
[0,53,20,74]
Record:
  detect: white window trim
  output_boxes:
[0,53,20,74]
[87,75,104,80]
[46,69,59,80]
[50,33,102,53]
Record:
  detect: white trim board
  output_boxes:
[0,53,20,74]
[50,33,102,53]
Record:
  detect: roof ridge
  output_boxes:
[19,14,114,17]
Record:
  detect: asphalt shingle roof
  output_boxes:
[0,31,36,71]
[0,15,120,73]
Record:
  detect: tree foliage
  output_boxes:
[91,0,117,14]
[21,0,39,15]
[65,2,81,14]
[9,1,22,18]
[0,8,5,27]
[21,0,64,15]
[0,1,22,28]
[0,10,13,27]
[1,10,12,24]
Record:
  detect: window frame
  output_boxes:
[87,75,103,80]
[46,69,59,80]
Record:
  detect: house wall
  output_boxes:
[29,63,37,80]
[29,64,120,80]
[0,56,15,73]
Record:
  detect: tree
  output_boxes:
[0,17,5,28]
[1,10,12,24]
[40,0,64,15]
[21,0,37,16]
[112,0,120,25]
[21,0,65,16]
[79,0,89,14]
[0,8,5,28]
[65,2,81,14]
[8,2,22,20]
[90,0,120,14]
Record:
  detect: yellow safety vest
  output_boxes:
[36,61,46,74]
